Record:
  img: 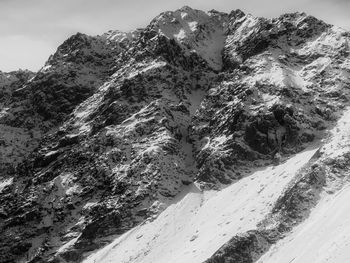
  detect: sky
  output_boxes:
[0,0,349,72]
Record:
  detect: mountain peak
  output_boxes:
[178,5,195,12]
[149,6,228,70]
[1,6,350,263]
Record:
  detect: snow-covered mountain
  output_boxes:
[1,6,350,263]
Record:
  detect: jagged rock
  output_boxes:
[0,5,350,263]
[205,230,271,263]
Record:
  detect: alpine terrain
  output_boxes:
[1,6,350,263]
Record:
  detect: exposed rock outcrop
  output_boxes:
[0,6,350,263]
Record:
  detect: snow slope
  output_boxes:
[258,107,350,263]
[84,146,318,263]
[259,186,350,263]
[2,6,350,263]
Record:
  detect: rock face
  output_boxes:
[0,6,350,263]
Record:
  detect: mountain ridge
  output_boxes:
[0,6,350,263]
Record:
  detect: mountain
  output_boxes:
[0,6,350,263]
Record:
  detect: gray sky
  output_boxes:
[1,0,349,72]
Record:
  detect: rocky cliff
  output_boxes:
[0,6,350,263]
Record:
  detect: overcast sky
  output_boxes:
[1,0,349,72]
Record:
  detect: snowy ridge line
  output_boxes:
[1,5,350,263]
[258,106,350,263]
[83,147,318,263]
[205,107,350,263]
